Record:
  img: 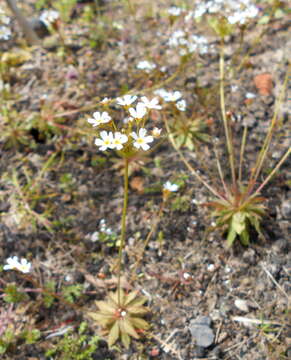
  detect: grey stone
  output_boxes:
[191,315,212,326]
[189,316,215,348]
[189,324,215,347]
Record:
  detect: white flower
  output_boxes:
[154,88,170,99]
[100,97,111,104]
[116,94,137,106]
[0,26,11,40]
[40,10,59,27]
[176,99,187,111]
[245,92,256,99]
[140,96,162,110]
[193,6,207,18]
[94,131,114,151]
[87,111,111,127]
[168,7,182,16]
[152,127,162,137]
[163,181,179,192]
[168,30,186,47]
[128,103,147,119]
[131,128,153,151]
[163,91,182,102]
[136,60,156,73]
[111,132,128,150]
[4,256,32,273]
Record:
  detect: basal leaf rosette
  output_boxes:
[206,190,266,247]
[88,289,150,348]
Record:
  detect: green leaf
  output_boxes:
[232,212,246,235]
[128,305,148,315]
[87,312,114,326]
[240,229,250,246]
[3,284,26,303]
[121,331,130,349]
[108,321,120,348]
[120,318,139,339]
[123,291,139,306]
[130,316,150,330]
[95,300,115,314]
[62,284,83,303]
[226,227,237,248]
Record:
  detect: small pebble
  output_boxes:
[234,299,249,312]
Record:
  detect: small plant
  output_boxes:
[45,321,100,360]
[165,25,290,247]
[88,289,149,348]
[0,303,40,355]
[1,154,57,232]
[86,94,162,346]
[206,188,266,246]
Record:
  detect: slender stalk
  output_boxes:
[132,200,165,277]
[252,147,290,198]
[164,114,226,202]
[248,65,290,193]
[213,144,229,196]
[238,125,248,183]
[219,43,236,186]
[117,158,129,306]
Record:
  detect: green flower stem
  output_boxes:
[220,43,236,187]
[164,114,226,202]
[238,125,248,183]
[117,157,129,306]
[248,64,290,193]
[252,147,290,198]
[132,200,165,278]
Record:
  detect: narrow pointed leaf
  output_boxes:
[123,291,139,306]
[226,227,237,248]
[127,296,147,308]
[95,300,116,314]
[108,321,120,347]
[240,229,250,246]
[121,331,131,349]
[130,316,150,330]
[120,318,139,339]
[128,305,149,315]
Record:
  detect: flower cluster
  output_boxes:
[154,89,187,112]
[186,0,259,25]
[87,95,162,153]
[3,256,32,273]
[168,30,212,56]
[87,219,118,247]
[136,60,156,73]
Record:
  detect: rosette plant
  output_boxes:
[88,289,149,348]
[86,94,162,346]
[164,33,290,247]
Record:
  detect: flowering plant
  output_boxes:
[87,94,162,347]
